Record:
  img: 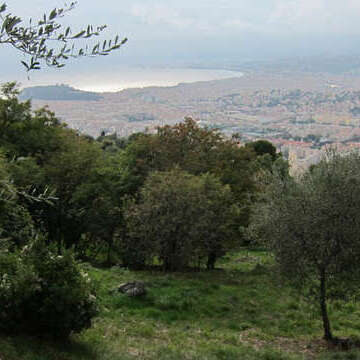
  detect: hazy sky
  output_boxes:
[8,0,360,36]
[2,0,360,83]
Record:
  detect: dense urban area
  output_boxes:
[25,71,360,172]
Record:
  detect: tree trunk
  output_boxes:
[320,269,333,341]
[106,230,116,266]
[106,237,114,266]
[107,242,112,266]
[207,251,217,270]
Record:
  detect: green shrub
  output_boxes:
[0,240,99,338]
[124,169,238,271]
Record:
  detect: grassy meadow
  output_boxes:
[1,249,360,360]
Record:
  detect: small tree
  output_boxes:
[0,2,127,72]
[251,150,360,342]
[124,169,238,271]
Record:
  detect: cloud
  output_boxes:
[126,0,360,36]
[127,1,272,35]
[267,0,360,34]
[222,19,259,32]
[13,0,360,37]
[129,4,194,28]
[268,0,328,28]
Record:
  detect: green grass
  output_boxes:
[1,249,360,360]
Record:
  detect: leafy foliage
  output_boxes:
[251,150,360,341]
[121,118,256,186]
[0,152,35,248]
[0,2,127,72]
[0,239,98,338]
[120,118,259,240]
[124,169,238,271]
[245,140,278,159]
[0,82,65,160]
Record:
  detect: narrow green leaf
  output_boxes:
[72,30,86,38]
[49,9,57,20]
[21,61,29,70]
[92,43,99,53]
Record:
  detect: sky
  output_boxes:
[2,0,360,85]
[9,0,360,36]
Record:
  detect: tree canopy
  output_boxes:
[251,150,360,342]
[124,169,238,271]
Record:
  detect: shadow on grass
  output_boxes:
[0,334,98,360]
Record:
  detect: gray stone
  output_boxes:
[117,281,147,297]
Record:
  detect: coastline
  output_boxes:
[19,66,244,93]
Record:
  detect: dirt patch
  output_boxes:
[239,329,327,359]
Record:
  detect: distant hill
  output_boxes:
[190,55,360,75]
[238,55,360,75]
[19,84,103,101]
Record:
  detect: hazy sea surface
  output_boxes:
[21,66,243,93]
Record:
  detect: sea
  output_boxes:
[19,66,244,93]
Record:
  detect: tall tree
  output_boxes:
[121,118,257,198]
[41,131,102,248]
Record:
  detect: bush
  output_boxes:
[0,240,99,338]
[123,169,238,271]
